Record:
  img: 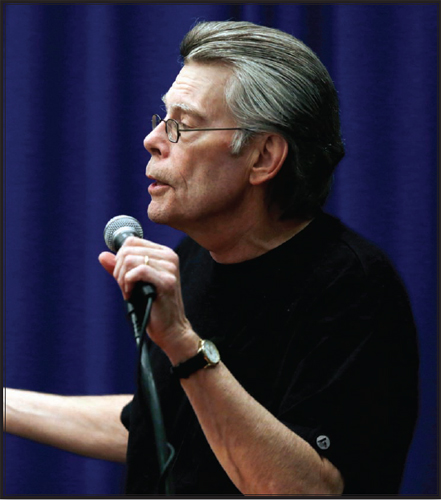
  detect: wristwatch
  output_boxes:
[171,339,220,379]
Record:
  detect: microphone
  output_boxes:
[103,215,156,337]
[104,214,144,252]
[104,216,174,492]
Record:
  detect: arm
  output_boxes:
[179,360,343,495]
[3,387,131,463]
[99,239,344,494]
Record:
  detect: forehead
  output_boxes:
[163,62,233,120]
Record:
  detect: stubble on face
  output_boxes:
[145,62,255,235]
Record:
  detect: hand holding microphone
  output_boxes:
[99,215,196,362]
[101,215,156,302]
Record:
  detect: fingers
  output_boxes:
[122,259,163,298]
[118,235,164,251]
[112,236,179,299]
[98,252,117,275]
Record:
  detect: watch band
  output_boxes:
[171,339,220,379]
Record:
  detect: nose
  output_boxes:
[143,120,169,156]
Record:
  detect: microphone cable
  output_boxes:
[125,290,175,495]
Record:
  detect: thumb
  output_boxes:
[98,251,116,276]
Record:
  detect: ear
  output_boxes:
[249,133,288,186]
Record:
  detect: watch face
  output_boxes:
[204,340,220,364]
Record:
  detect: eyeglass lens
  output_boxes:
[152,115,178,143]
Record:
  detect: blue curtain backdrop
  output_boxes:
[3,2,438,496]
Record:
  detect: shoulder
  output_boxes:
[314,212,404,285]
[293,213,414,319]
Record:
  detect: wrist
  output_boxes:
[164,327,201,366]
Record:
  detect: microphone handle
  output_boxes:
[125,281,156,343]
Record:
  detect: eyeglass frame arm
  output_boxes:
[152,114,255,143]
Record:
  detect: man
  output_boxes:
[3,21,418,495]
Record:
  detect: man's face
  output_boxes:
[144,62,255,234]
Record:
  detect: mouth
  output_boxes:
[148,177,171,195]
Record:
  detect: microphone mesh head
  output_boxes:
[104,215,143,252]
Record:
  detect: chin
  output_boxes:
[148,203,179,228]
[147,207,167,225]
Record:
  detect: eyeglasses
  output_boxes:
[152,114,253,144]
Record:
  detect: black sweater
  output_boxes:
[121,211,419,495]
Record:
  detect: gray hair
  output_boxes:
[180,20,345,219]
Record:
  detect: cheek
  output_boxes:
[173,142,250,201]
[185,165,238,197]
[185,169,250,215]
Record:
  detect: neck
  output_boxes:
[188,209,313,264]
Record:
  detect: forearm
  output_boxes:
[180,363,344,495]
[3,388,131,462]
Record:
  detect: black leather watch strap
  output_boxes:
[171,351,207,379]
[171,339,220,379]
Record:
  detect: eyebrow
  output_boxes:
[161,94,205,121]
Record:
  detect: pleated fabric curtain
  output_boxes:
[3,3,438,495]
